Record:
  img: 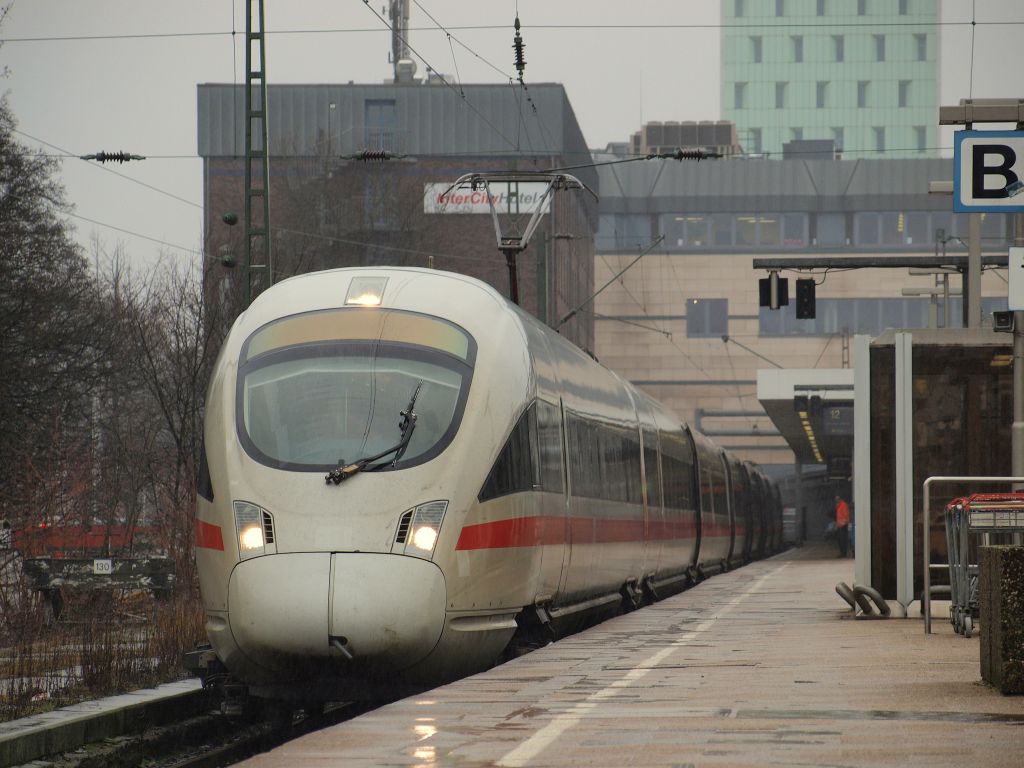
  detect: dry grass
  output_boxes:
[0,574,205,721]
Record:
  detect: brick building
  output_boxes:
[196,83,598,350]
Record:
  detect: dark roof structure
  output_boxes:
[596,156,955,214]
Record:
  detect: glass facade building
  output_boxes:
[722,0,939,158]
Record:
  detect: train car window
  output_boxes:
[564,414,643,504]
[565,414,596,500]
[713,457,729,519]
[699,465,714,514]
[536,401,564,494]
[197,438,214,502]
[660,430,696,513]
[237,308,475,473]
[479,404,539,502]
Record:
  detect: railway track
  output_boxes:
[5,694,372,768]
[152,702,371,768]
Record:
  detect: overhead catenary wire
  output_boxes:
[4,18,1021,43]
[409,0,510,82]
[11,127,204,211]
[402,1,554,156]
[557,235,664,329]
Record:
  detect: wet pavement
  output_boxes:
[241,545,1024,767]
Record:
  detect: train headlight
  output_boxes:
[411,525,438,552]
[344,276,388,306]
[233,501,274,560]
[400,500,448,559]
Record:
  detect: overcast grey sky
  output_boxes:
[2,1,1023,271]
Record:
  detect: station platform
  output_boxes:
[242,545,1024,767]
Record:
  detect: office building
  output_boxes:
[721,0,939,158]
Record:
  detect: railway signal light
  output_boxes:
[795,278,816,319]
[759,271,789,310]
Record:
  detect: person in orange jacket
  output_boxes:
[834,495,850,557]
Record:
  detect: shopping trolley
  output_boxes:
[944,493,1024,638]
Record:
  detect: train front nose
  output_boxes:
[226,553,447,673]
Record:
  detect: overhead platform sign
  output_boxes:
[954,130,1024,212]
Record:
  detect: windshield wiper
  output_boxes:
[326,381,424,485]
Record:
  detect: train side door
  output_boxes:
[557,399,573,606]
[684,426,703,570]
[640,425,664,582]
[721,452,736,567]
[535,399,569,602]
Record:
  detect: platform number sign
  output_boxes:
[954,130,1024,212]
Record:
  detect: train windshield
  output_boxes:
[237,309,475,472]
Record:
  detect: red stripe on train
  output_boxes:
[455,516,725,550]
[195,520,225,551]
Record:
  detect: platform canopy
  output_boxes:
[757,368,855,468]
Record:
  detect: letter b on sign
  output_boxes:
[955,131,1024,211]
[972,145,1018,199]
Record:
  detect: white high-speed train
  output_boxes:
[195,267,782,701]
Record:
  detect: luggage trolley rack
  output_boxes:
[944,493,1024,638]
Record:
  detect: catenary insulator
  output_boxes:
[513,16,526,81]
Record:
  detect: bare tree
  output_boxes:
[119,257,230,587]
[0,97,119,524]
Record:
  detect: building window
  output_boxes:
[713,215,733,246]
[686,215,710,246]
[833,35,845,62]
[915,125,927,152]
[687,299,728,338]
[776,82,787,109]
[899,0,908,13]
[832,127,844,150]
[784,213,807,246]
[906,212,929,244]
[858,81,869,108]
[880,212,902,245]
[732,214,804,247]
[915,34,927,61]
[874,127,886,153]
[750,127,762,154]
[856,212,880,245]
[364,99,397,151]
[857,0,866,15]
[660,214,711,247]
[734,82,747,109]
[751,36,763,63]
[874,34,885,61]
[776,0,784,16]
[735,0,744,17]
[816,213,846,246]
[899,80,910,108]
[596,214,652,252]
[817,81,828,109]
[817,0,826,15]
[792,35,803,62]
[791,127,804,142]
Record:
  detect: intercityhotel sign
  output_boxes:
[423,182,551,215]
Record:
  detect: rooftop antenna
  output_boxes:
[389,0,417,83]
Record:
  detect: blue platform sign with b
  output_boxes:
[954,130,1024,212]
